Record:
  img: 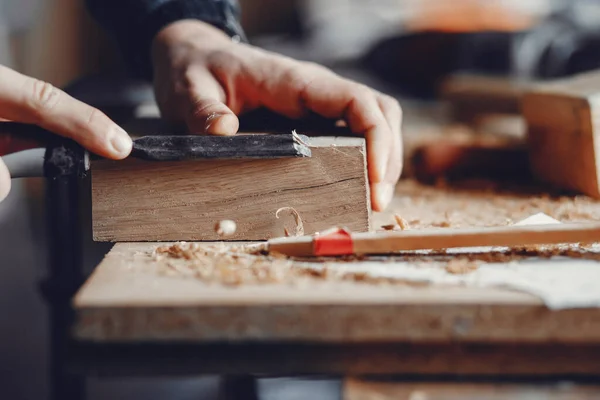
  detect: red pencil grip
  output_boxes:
[313,228,354,256]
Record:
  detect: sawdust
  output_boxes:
[150,240,600,287]
[445,259,479,274]
[154,242,289,286]
[379,179,600,230]
[152,242,440,287]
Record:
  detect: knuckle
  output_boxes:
[284,63,313,92]
[380,94,403,119]
[352,83,375,100]
[207,49,238,77]
[381,94,399,108]
[207,49,234,65]
[189,100,225,120]
[87,108,99,125]
[75,106,106,129]
[29,79,61,113]
[180,66,203,92]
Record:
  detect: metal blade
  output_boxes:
[131,133,312,161]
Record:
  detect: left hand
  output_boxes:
[151,20,402,212]
[0,65,131,202]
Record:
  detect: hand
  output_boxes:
[0,65,132,202]
[152,20,402,212]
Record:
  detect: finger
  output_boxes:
[247,60,391,181]
[290,71,393,209]
[306,81,389,179]
[180,67,239,135]
[0,65,131,159]
[373,94,403,210]
[0,157,10,202]
[302,81,392,209]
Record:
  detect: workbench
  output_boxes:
[71,179,600,399]
[43,77,600,400]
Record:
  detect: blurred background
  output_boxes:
[3,0,600,399]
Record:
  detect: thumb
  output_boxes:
[0,157,11,203]
[183,70,239,136]
[0,65,132,160]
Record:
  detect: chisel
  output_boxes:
[0,122,311,179]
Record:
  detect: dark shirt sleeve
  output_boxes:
[86,0,247,80]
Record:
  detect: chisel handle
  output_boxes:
[0,122,57,157]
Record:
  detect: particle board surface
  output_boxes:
[75,179,600,344]
[91,136,370,241]
[73,240,600,344]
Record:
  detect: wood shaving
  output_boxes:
[291,129,311,147]
[276,207,304,237]
[394,214,410,230]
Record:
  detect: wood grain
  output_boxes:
[522,70,600,198]
[73,242,600,344]
[344,379,600,400]
[91,136,370,241]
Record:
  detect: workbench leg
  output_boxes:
[219,376,259,400]
[41,175,86,400]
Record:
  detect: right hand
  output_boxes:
[152,20,403,211]
[0,65,132,202]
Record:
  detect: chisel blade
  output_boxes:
[130,133,312,161]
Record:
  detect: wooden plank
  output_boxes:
[72,242,600,343]
[440,74,530,124]
[344,378,600,400]
[522,70,600,198]
[91,136,370,241]
[410,139,529,183]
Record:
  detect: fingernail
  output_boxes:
[374,183,394,210]
[207,114,238,136]
[110,127,133,157]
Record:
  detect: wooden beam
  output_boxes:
[440,74,530,124]
[522,70,600,198]
[91,136,370,241]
